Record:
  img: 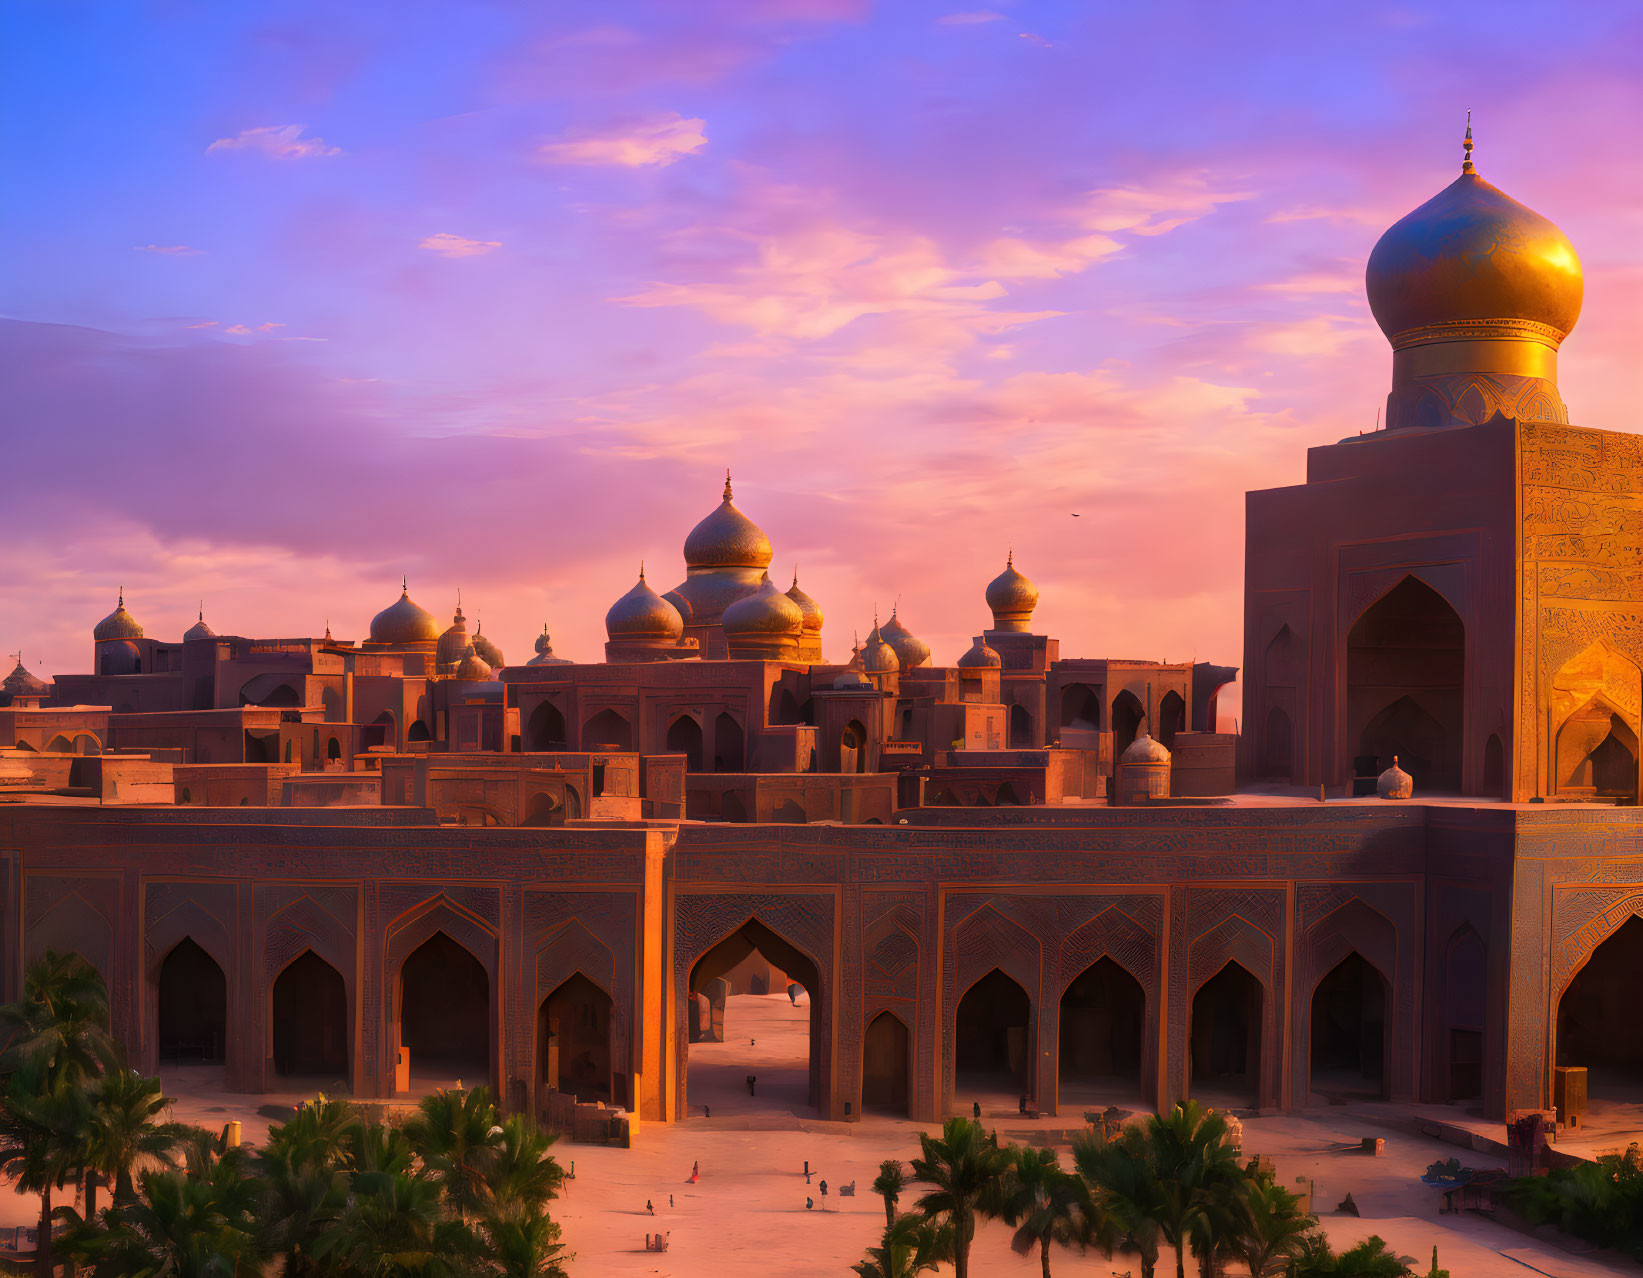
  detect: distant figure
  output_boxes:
[803,1160,810,1176]
[805,1168,812,1184]
[646,1199,654,1216]
[746,1073,757,1096]
[839,1181,856,1197]
[1019,1094,1028,1115]
[669,1193,674,1207]
[751,1038,756,1046]
[972,1101,981,1119]
[703,1105,711,1118]
[693,1160,700,1178]
[819,1179,828,1201]
[788,983,801,1005]
[806,1196,814,1210]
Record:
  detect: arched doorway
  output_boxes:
[1263,706,1294,780]
[1441,927,1486,1102]
[326,737,342,762]
[687,919,822,1117]
[157,939,226,1065]
[523,791,561,826]
[406,720,431,744]
[366,710,396,751]
[775,689,801,725]
[1058,958,1144,1106]
[713,713,744,772]
[1558,915,1643,1101]
[1158,691,1186,749]
[582,708,633,751]
[1189,961,1262,1107]
[527,701,568,751]
[45,734,74,754]
[1059,685,1101,734]
[1008,704,1033,748]
[271,951,348,1081]
[538,973,614,1105]
[1555,701,1638,801]
[398,931,489,1090]
[956,968,1031,1110]
[1112,691,1145,759]
[1309,952,1389,1100]
[666,716,703,772]
[862,1011,911,1117]
[841,720,867,774]
[1347,576,1464,791]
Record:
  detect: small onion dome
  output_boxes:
[606,567,684,641]
[833,669,873,690]
[683,471,773,571]
[471,621,504,669]
[370,581,441,644]
[1377,755,1414,800]
[454,643,493,681]
[662,588,694,625]
[436,600,470,669]
[3,658,47,697]
[526,624,573,666]
[880,607,930,669]
[786,571,823,633]
[860,621,899,674]
[94,589,144,642]
[1366,129,1581,350]
[184,604,215,641]
[985,552,1038,631]
[722,574,805,640]
[1120,732,1170,765]
[956,635,1001,669]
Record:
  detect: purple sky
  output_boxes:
[5,1,1641,722]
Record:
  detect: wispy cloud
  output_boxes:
[938,10,1005,24]
[418,233,502,258]
[538,112,706,168]
[223,322,286,336]
[206,124,340,159]
[133,243,203,256]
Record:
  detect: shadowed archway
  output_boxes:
[862,1010,912,1117]
[538,973,614,1105]
[666,715,703,772]
[271,950,349,1082]
[1058,957,1144,1106]
[956,968,1032,1108]
[157,939,226,1064]
[397,931,489,1089]
[527,701,568,751]
[1558,915,1643,1100]
[1190,961,1263,1107]
[1309,951,1389,1100]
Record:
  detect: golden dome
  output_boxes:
[1120,732,1170,765]
[184,604,215,641]
[722,574,805,638]
[880,608,930,669]
[370,581,440,644]
[683,472,773,571]
[786,571,824,633]
[1366,132,1582,351]
[860,620,899,673]
[663,588,694,624]
[985,552,1038,632]
[436,598,469,668]
[94,589,144,642]
[606,567,684,641]
[956,635,1001,669]
[454,643,493,681]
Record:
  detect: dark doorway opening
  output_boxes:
[157,939,226,1064]
[1112,691,1145,759]
[1558,915,1643,1100]
[538,973,616,1106]
[1310,952,1389,1100]
[841,720,867,774]
[272,950,348,1081]
[1190,961,1262,1106]
[527,701,568,750]
[1347,576,1464,791]
[583,708,633,751]
[1008,704,1033,749]
[1442,927,1486,1102]
[956,968,1031,1107]
[713,713,744,772]
[1059,958,1144,1105]
[666,716,703,772]
[1263,705,1294,780]
[862,1011,911,1116]
[1555,703,1638,802]
[1158,691,1186,750]
[1059,685,1101,733]
[399,931,489,1089]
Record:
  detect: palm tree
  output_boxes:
[263,1095,358,1173]
[313,1168,479,1278]
[910,1117,1008,1278]
[481,1116,563,1217]
[873,1158,906,1227]
[852,1214,951,1278]
[479,1212,571,1278]
[404,1086,506,1222]
[1073,1124,1161,1278]
[1231,1178,1315,1277]
[79,1069,190,1204]
[0,951,118,1086]
[1139,1101,1243,1278]
[994,1145,1099,1278]
[0,1071,84,1278]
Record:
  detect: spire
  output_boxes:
[639,560,646,582]
[401,575,408,595]
[1462,109,1475,175]
[118,586,124,607]
[1006,547,1014,569]
[792,567,799,588]
[723,468,733,502]
[197,601,204,622]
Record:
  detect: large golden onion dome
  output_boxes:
[471,621,504,669]
[880,607,931,669]
[956,635,1001,669]
[683,472,774,571]
[606,567,684,641]
[985,552,1038,632]
[94,589,144,642]
[370,581,441,644]
[860,620,900,674]
[1366,144,1582,349]
[184,604,215,641]
[722,574,805,639]
[786,571,824,633]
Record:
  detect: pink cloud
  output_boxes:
[938,11,1006,24]
[538,113,707,168]
[133,243,203,256]
[419,233,503,258]
[206,124,340,159]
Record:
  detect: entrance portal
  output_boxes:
[1558,915,1643,1099]
[157,939,226,1064]
[538,973,615,1106]
[398,931,489,1090]
[956,968,1031,1109]
[1309,952,1388,1100]
[271,950,348,1081]
[1189,961,1262,1106]
[666,716,703,772]
[1058,958,1144,1106]
[862,1011,911,1116]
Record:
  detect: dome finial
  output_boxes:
[197,600,204,622]
[1462,109,1475,175]
[639,560,646,581]
[401,575,408,595]
[1006,547,1013,568]
[118,585,124,606]
[724,468,733,501]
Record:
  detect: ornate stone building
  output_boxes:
[2,133,1640,1138]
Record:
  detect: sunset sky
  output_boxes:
[5,1,1641,722]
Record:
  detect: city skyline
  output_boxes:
[5,1,1641,714]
